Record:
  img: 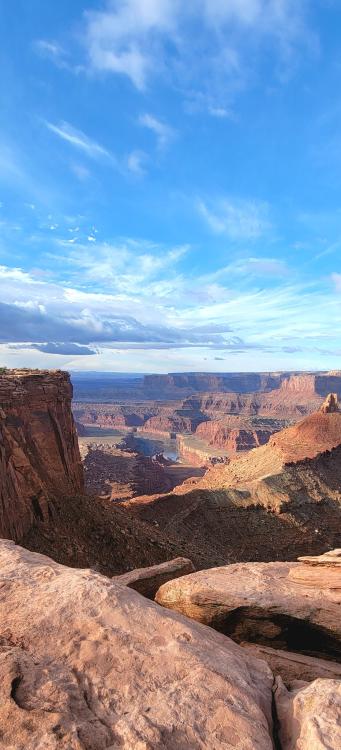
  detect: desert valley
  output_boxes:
[1,366,341,748]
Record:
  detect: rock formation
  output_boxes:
[113,557,195,599]
[122,432,341,567]
[241,643,341,687]
[320,392,339,413]
[143,371,289,394]
[0,540,275,749]
[187,395,341,496]
[155,550,341,657]
[0,369,196,574]
[194,416,282,451]
[274,677,341,749]
[0,369,83,542]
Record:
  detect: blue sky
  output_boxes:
[1,0,341,372]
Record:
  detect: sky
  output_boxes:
[1,1,341,373]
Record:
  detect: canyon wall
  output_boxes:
[0,369,83,542]
[195,419,278,451]
[143,371,290,394]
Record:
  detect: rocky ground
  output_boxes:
[1,541,340,749]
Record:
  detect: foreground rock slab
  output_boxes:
[0,540,274,749]
[156,552,341,656]
[114,556,195,599]
[275,677,341,749]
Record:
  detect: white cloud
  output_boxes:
[127,149,147,176]
[84,0,177,90]
[45,121,114,162]
[80,0,312,108]
[49,238,190,294]
[1,244,341,369]
[34,39,67,65]
[197,196,272,240]
[138,113,176,149]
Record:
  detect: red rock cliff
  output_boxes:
[0,369,83,542]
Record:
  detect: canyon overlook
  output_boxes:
[1,368,341,748]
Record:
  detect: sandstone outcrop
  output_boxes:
[195,416,282,451]
[155,550,341,657]
[190,397,341,496]
[274,677,341,749]
[114,557,195,599]
[242,643,341,687]
[0,540,275,749]
[320,392,339,413]
[298,549,341,565]
[0,369,83,542]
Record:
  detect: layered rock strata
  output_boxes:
[0,369,83,542]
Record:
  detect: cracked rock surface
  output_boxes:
[0,540,274,749]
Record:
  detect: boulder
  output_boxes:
[0,540,274,749]
[274,676,341,749]
[155,552,341,657]
[114,557,195,599]
[241,643,341,687]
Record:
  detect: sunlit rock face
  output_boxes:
[0,540,275,750]
[0,369,83,542]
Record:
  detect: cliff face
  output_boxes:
[195,417,282,451]
[0,369,83,542]
[143,371,289,394]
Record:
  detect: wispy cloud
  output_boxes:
[45,121,114,162]
[138,113,176,150]
[80,0,313,110]
[35,39,68,65]
[197,196,272,240]
[48,238,190,293]
[0,233,340,364]
[127,149,147,176]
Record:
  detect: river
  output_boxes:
[78,426,179,462]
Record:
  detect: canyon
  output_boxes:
[73,370,341,467]
[1,368,341,747]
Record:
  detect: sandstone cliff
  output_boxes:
[195,416,282,451]
[0,370,198,574]
[0,369,83,542]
